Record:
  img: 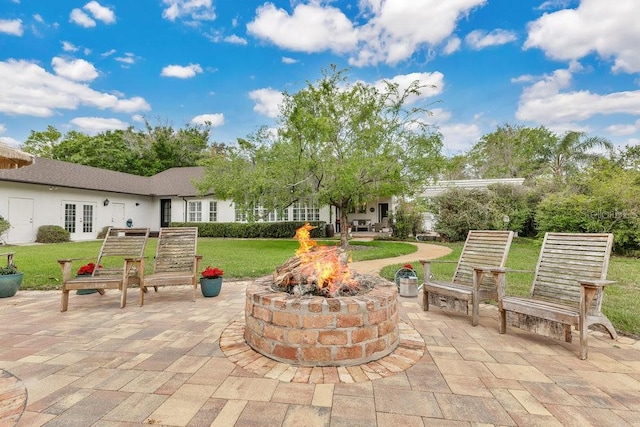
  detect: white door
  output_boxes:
[63,202,97,241]
[111,203,125,227]
[7,197,34,243]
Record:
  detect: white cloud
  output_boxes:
[61,41,78,52]
[224,34,247,45]
[606,119,640,136]
[425,108,481,152]
[160,63,203,78]
[70,117,129,134]
[443,37,461,55]
[83,1,116,24]
[465,29,517,49]
[101,49,116,57]
[115,53,136,65]
[51,57,99,82]
[131,114,145,123]
[374,72,445,104]
[162,0,216,22]
[0,124,5,134]
[247,3,358,54]
[0,59,150,117]
[0,136,20,147]
[191,113,224,126]
[33,14,43,23]
[282,57,298,64]
[515,66,640,125]
[249,88,283,118]
[0,18,23,36]
[351,0,487,66]
[70,9,96,27]
[525,0,640,73]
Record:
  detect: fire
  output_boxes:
[293,223,356,295]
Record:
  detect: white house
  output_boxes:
[0,157,394,244]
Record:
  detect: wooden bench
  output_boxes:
[58,227,150,311]
[420,230,514,326]
[488,232,616,359]
[1,252,14,266]
[139,227,202,306]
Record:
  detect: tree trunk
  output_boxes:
[340,209,349,249]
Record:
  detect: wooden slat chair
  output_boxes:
[492,232,616,359]
[139,227,202,306]
[58,227,150,312]
[420,230,514,326]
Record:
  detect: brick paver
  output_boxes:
[0,242,639,426]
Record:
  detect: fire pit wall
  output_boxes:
[245,277,399,367]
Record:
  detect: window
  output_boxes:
[64,203,76,233]
[209,201,217,222]
[292,200,319,221]
[188,201,202,222]
[235,207,247,222]
[82,204,93,232]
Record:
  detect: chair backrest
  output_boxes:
[452,230,514,289]
[531,232,613,310]
[153,227,198,274]
[93,227,150,277]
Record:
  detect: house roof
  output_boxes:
[421,178,525,198]
[0,157,209,197]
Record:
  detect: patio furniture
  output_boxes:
[420,230,514,326]
[490,232,616,359]
[139,227,202,305]
[58,227,150,312]
[352,219,372,232]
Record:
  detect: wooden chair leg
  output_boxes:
[499,309,507,334]
[422,288,430,311]
[61,289,69,312]
[120,285,127,309]
[140,285,145,306]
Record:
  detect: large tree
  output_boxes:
[197,66,443,247]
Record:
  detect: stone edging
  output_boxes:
[219,319,425,384]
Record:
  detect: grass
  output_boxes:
[380,237,640,338]
[7,238,417,289]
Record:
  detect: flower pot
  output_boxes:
[0,272,23,298]
[75,273,98,295]
[200,277,222,297]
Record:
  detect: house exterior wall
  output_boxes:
[0,182,157,244]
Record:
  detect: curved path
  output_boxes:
[350,241,452,275]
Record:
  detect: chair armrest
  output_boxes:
[419,259,458,265]
[578,279,615,289]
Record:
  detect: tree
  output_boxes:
[467,124,555,179]
[21,125,62,157]
[546,131,613,185]
[197,66,444,248]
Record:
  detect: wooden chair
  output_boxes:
[139,227,202,306]
[491,232,616,359]
[420,230,514,326]
[58,227,149,312]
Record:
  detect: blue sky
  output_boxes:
[1,0,639,155]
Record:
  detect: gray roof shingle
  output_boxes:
[0,157,210,197]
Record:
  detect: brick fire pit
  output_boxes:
[244,276,399,366]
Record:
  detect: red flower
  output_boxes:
[201,266,224,279]
[403,263,414,270]
[77,262,102,275]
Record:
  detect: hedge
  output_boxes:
[170,221,328,239]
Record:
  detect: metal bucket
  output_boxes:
[399,276,418,297]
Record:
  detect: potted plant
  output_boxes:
[0,256,22,298]
[200,266,223,297]
[75,262,101,295]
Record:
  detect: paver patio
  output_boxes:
[1,243,639,426]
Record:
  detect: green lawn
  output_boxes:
[7,238,417,289]
[380,237,640,338]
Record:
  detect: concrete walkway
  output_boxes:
[1,244,639,426]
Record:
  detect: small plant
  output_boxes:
[201,266,224,279]
[36,225,70,243]
[77,263,101,276]
[0,216,10,237]
[0,264,19,275]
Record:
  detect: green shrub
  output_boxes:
[169,221,327,239]
[0,216,10,236]
[36,225,70,243]
[390,204,424,240]
[97,226,110,239]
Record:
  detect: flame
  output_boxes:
[294,223,356,294]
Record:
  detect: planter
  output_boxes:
[200,277,222,297]
[0,272,23,298]
[75,274,98,295]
